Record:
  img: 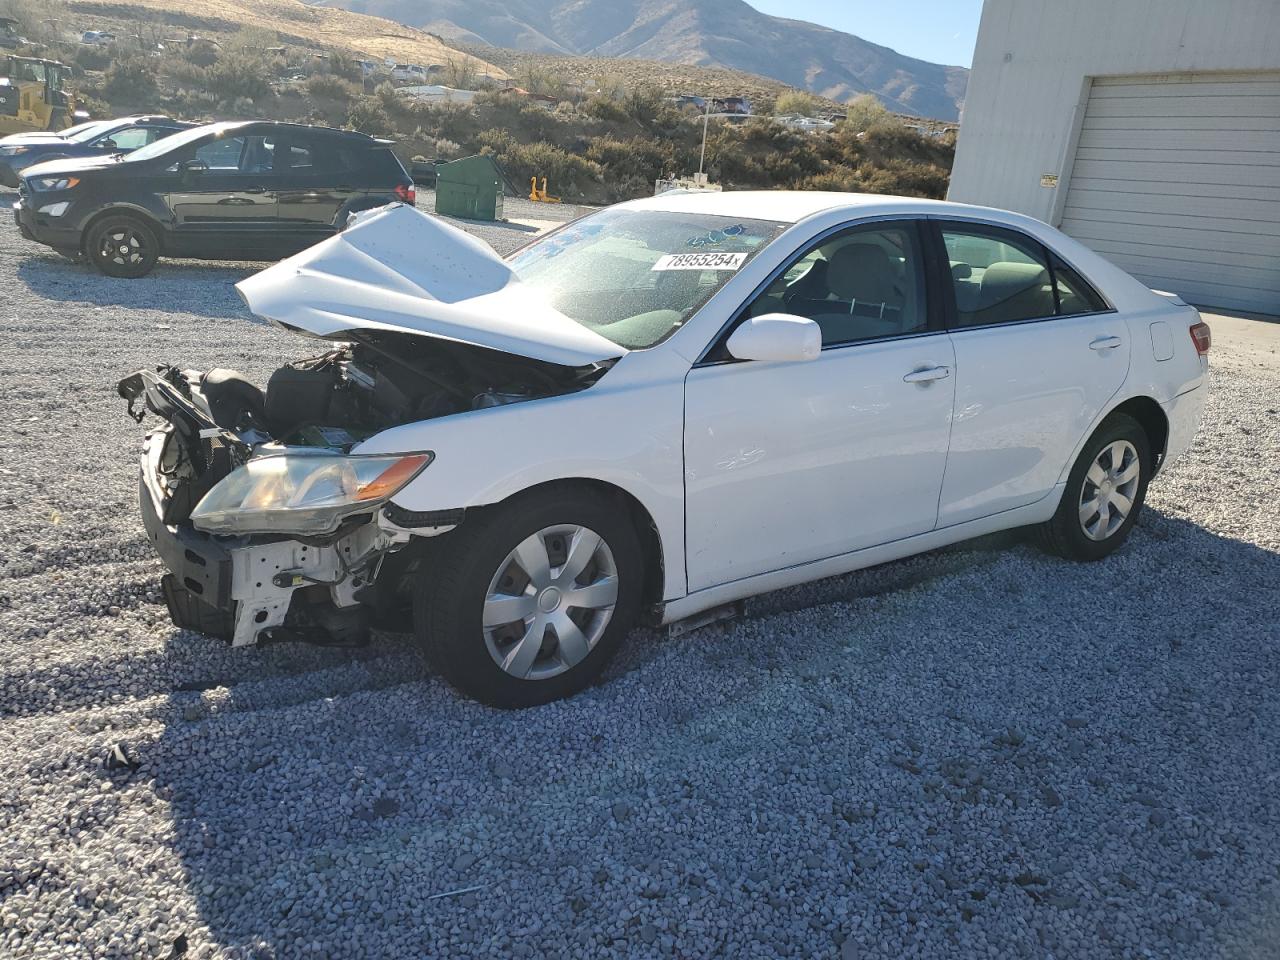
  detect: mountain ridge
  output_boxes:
[313,0,968,119]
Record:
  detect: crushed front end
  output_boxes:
[120,362,432,647]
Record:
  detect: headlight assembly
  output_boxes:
[30,175,80,191]
[0,145,30,157]
[190,451,432,536]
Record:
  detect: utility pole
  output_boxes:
[698,96,711,179]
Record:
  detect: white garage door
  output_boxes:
[1060,72,1280,314]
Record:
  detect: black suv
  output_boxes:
[13,120,415,277]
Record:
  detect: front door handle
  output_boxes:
[243,186,266,195]
[903,366,951,384]
[1089,336,1123,352]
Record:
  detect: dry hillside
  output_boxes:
[62,0,505,77]
[464,44,839,109]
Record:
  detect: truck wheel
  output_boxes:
[414,487,644,708]
[86,215,159,278]
[1038,413,1152,561]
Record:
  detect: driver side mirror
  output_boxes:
[179,158,208,177]
[97,138,117,152]
[725,313,822,364]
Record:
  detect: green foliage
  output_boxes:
[324,49,363,83]
[772,91,823,116]
[347,98,394,138]
[842,93,892,132]
[581,94,629,125]
[306,73,358,103]
[205,50,274,104]
[498,141,601,199]
[102,57,158,102]
[442,57,478,90]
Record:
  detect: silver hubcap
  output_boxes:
[1079,440,1140,541]
[100,228,147,267]
[482,524,618,681]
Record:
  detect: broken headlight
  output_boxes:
[190,451,432,536]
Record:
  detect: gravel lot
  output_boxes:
[1,188,1278,960]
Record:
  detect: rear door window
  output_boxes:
[100,126,151,150]
[939,223,1110,326]
[940,225,1056,327]
[1051,254,1109,315]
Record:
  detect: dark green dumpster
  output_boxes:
[434,154,505,221]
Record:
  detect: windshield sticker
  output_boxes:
[686,224,747,247]
[652,252,748,271]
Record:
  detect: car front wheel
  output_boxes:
[86,215,159,278]
[1039,412,1152,561]
[414,487,644,708]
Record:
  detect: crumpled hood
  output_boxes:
[235,203,626,367]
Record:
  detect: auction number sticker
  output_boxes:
[652,252,748,271]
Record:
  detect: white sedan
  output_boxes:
[120,191,1209,707]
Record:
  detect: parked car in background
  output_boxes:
[0,115,193,187]
[80,31,117,46]
[0,117,110,147]
[774,114,836,133]
[117,191,1209,707]
[14,120,415,276]
[391,63,429,83]
[712,95,752,115]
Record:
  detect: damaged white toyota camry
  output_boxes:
[120,191,1209,707]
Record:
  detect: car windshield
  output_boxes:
[65,119,113,141]
[506,208,786,349]
[123,123,234,163]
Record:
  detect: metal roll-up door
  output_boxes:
[1060,72,1280,314]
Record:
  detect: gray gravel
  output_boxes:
[1,187,1278,960]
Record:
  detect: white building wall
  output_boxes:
[948,0,1280,224]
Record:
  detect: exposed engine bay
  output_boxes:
[119,330,613,648]
[121,330,611,521]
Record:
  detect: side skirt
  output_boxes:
[659,487,1064,627]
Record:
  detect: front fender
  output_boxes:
[353,354,688,601]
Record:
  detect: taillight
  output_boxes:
[395,183,416,205]
[1189,321,1211,356]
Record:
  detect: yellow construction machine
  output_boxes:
[0,55,80,136]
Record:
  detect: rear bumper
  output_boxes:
[1161,381,1207,468]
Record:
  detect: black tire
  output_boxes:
[1038,412,1151,561]
[414,486,644,708]
[86,214,159,278]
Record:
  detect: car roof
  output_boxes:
[192,119,387,143]
[104,115,191,127]
[630,189,1035,229]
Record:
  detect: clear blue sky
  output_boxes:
[745,0,983,67]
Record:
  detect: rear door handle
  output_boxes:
[903,366,951,384]
[243,186,266,195]
[1089,336,1123,352]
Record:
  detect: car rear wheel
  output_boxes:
[1038,412,1151,561]
[86,215,159,278]
[414,487,643,708]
